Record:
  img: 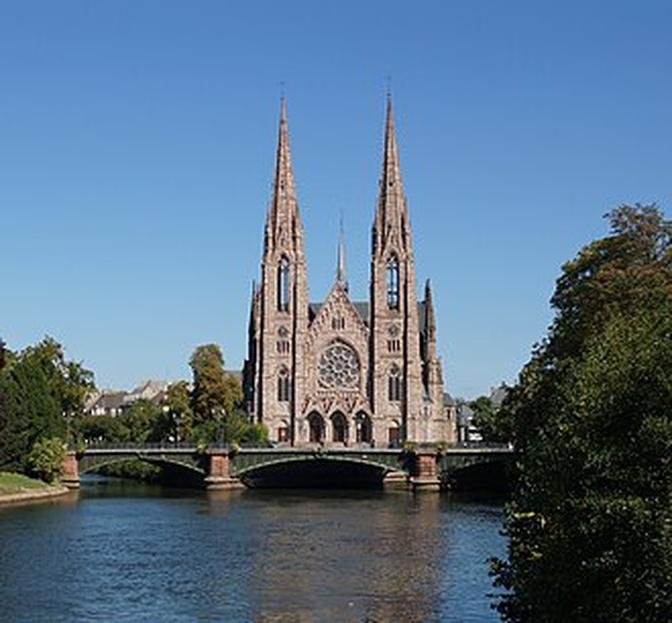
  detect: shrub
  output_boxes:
[27,437,66,484]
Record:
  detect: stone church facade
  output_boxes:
[243,98,455,447]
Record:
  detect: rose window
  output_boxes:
[318,342,360,389]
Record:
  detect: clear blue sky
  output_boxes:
[1,1,670,398]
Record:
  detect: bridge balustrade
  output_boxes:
[61,443,514,492]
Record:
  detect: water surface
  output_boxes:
[0,478,505,622]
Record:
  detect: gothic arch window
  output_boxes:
[331,411,348,444]
[277,256,290,312]
[386,256,400,310]
[355,411,373,444]
[388,364,402,402]
[277,366,291,402]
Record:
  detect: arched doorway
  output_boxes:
[276,419,290,443]
[388,419,401,447]
[331,411,348,444]
[355,412,373,445]
[308,412,325,444]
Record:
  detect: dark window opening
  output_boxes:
[277,368,291,402]
[331,412,347,443]
[388,366,402,402]
[386,257,400,310]
[277,257,290,311]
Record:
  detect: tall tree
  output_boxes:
[189,344,242,425]
[120,399,162,443]
[0,339,11,465]
[0,356,65,470]
[470,395,512,443]
[22,336,95,424]
[164,380,193,442]
[494,205,672,622]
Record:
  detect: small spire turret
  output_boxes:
[336,217,348,291]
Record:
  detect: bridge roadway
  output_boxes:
[62,443,513,492]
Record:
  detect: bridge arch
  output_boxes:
[235,456,394,489]
[76,453,206,488]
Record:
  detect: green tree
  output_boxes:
[190,409,268,446]
[470,396,512,443]
[164,380,193,442]
[189,344,243,440]
[0,339,11,465]
[20,337,95,438]
[493,205,672,622]
[0,356,65,471]
[78,413,129,443]
[27,437,67,483]
[120,399,162,443]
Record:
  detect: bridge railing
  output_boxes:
[446,441,512,450]
[73,441,202,451]
[72,440,512,452]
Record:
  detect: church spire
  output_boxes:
[373,95,411,257]
[265,97,301,255]
[336,217,348,291]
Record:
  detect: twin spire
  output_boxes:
[373,94,410,257]
[265,97,300,255]
[265,94,410,271]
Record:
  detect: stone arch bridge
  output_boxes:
[62,444,513,492]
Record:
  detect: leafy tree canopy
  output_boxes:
[0,355,65,470]
[494,205,672,622]
[21,336,95,422]
[189,344,243,424]
[165,380,193,442]
[470,395,513,443]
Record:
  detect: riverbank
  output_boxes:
[0,472,69,505]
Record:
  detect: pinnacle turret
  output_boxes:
[335,218,348,291]
[425,279,436,340]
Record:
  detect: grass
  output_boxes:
[0,472,53,495]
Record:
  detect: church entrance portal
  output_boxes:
[308,412,325,444]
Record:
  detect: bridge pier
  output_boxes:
[410,449,441,492]
[61,451,81,489]
[383,470,408,489]
[204,449,244,491]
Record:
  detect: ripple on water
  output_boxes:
[0,480,505,622]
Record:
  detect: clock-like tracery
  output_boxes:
[318,341,360,389]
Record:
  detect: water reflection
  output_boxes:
[0,479,504,622]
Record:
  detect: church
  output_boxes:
[243,97,455,447]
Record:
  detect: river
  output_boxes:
[0,477,505,622]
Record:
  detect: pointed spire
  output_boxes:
[382,94,403,198]
[425,279,436,336]
[248,279,259,335]
[265,97,301,255]
[336,217,348,291]
[373,94,411,257]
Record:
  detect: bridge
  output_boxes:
[61,443,513,492]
